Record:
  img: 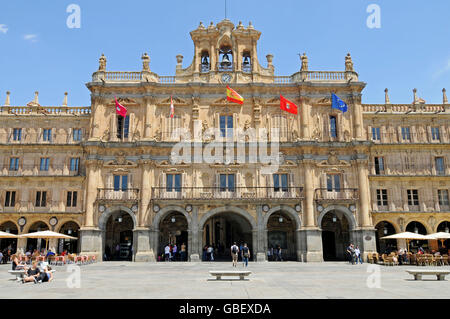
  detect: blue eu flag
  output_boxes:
[331,93,348,113]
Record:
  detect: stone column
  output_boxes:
[138,160,153,226]
[189,207,200,262]
[303,158,315,227]
[353,99,364,140]
[256,206,267,262]
[134,228,154,262]
[356,158,371,228]
[143,97,153,139]
[301,99,310,139]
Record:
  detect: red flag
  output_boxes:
[280,95,298,115]
[170,95,174,118]
[226,86,244,104]
[115,97,127,117]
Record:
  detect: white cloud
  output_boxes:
[24,34,38,42]
[0,24,8,34]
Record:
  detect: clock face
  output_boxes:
[222,73,232,83]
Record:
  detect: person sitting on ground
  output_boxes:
[22,262,41,284]
[11,255,24,271]
[37,265,53,283]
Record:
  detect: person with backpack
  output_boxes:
[241,243,250,267]
[231,242,239,267]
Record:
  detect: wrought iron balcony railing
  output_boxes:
[314,188,359,201]
[216,62,234,72]
[151,186,304,201]
[97,188,140,201]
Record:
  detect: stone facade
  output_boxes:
[0,20,449,262]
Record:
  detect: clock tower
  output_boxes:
[175,19,275,84]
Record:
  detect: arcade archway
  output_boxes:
[58,221,80,254]
[436,221,450,253]
[375,221,397,253]
[158,211,189,261]
[265,209,299,261]
[0,221,18,253]
[406,221,428,252]
[201,211,254,261]
[320,210,351,261]
[26,221,49,252]
[104,211,134,261]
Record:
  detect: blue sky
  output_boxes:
[0,0,449,106]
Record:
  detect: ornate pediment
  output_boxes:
[210,97,241,107]
[158,96,189,106]
[104,151,137,167]
[264,97,280,106]
[315,97,332,106]
[107,97,138,106]
[316,151,350,167]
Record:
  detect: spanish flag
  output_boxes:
[226,85,244,105]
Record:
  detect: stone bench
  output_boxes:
[209,271,252,280]
[406,270,450,281]
[8,270,26,280]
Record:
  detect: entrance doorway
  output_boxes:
[104,211,134,261]
[158,212,189,261]
[0,221,18,254]
[320,210,350,261]
[406,221,428,252]
[202,212,253,261]
[266,211,297,261]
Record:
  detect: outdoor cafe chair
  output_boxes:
[442,255,449,266]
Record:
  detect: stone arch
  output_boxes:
[318,205,357,230]
[263,205,302,230]
[199,206,256,230]
[23,220,51,234]
[375,220,401,234]
[56,219,81,233]
[151,205,191,231]
[436,220,450,233]
[0,220,19,232]
[98,206,137,231]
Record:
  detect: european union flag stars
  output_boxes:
[331,93,348,113]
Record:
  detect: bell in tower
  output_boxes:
[219,47,233,71]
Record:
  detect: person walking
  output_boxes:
[164,244,171,261]
[231,242,239,267]
[346,244,355,264]
[172,244,178,261]
[242,243,250,267]
[207,245,214,261]
[276,245,282,261]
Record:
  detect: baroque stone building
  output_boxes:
[0,19,449,262]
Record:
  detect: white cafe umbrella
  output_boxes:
[0,231,18,238]
[427,232,450,248]
[19,230,77,251]
[380,232,429,252]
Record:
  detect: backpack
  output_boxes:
[232,246,238,254]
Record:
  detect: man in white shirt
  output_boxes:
[164,244,171,261]
[230,242,239,267]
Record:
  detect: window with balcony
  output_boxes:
[273,174,288,192]
[9,158,19,171]
[66,191,78,207]
[219,174,235,192]
[220,115,233,138]
[40,158,50,171]
[73,128,82,141]
[431,127,440,142]
[4,191,16,207]
[35,191,47,207]
[376,189,388,207]
[43,129,52,142]
[326,174,341,192]
[13,128,22,141]
[113,175,128,191]
[374,157,385,175]
[435,157,445,175]
[401,127,411,142]
[166,174,181,192]
[407,189,419,206]
[372,127,381,141]
[70,158,80,172]
[117,115,130,139]
[330,116,337,139]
